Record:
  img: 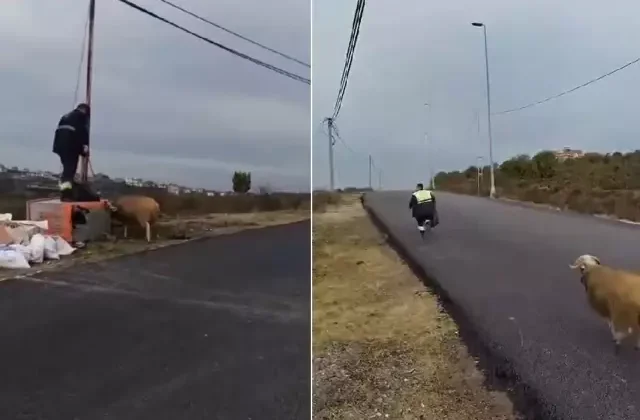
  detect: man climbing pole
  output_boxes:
[52,103,90,201]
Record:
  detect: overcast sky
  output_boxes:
[0,0,310,191]
[312,0,640,190]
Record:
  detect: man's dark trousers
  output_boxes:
[58,152,80,184]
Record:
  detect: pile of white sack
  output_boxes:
[0,213,76,269]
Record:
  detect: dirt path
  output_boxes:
[313,195,519,419]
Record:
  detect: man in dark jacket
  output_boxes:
[52,103,90,200]
[409,183,437,237]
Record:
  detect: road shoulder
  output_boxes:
[313,196,518,419]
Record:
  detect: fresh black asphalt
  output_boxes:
[366,191,640,420]
[0,221,310,420]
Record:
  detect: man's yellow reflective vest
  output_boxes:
[412,189,433,203]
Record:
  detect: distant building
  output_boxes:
[553,147,585,162]
[125,177,145,187]
[167,184,180,195]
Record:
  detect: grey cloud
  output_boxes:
[0,0,310,191]
[313,0,640,190]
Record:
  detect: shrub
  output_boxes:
[436,149,640,221]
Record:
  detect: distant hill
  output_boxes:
[435,149,640,221]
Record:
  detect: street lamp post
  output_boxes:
[471,22,496,198]
[423,102,435,190]
[476,156,484,196]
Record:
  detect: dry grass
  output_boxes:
[153,191,311,215]
[0,191,313,220]
[313,195,518,420]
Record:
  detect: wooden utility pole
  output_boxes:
[368,154,372,189]
[327,118,335,190]
[80,0,95,184]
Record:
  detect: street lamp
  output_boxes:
[476,156,484,196]
[471,21,496,198]
[423,102,435,189]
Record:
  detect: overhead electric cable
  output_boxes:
[331,0,365,119]
[494,55,640,115]
[116,0,310,85]
[72,5,90,107]
[157,0,309,68]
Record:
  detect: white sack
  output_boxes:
[43,236,60,260]
[53,236,75,256]
[0,247,30,269]
[28,234,46,264]
[8,244,32,262]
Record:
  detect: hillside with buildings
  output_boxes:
[0,163,226,197]
[434,148,640,221]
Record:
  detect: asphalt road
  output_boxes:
[366,191,640,420]
[0,221,310,420]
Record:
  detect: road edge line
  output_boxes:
[360,193,557,420]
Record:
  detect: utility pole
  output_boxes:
[431,166,436,190]
[475,112,481,196]
[476,156,483,196]
[368,154,372,189]
[424,133,436,190]
[423,102,435,190]
[80,0,96,184]
[327,117,335,190]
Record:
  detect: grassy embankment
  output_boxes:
[436,150,640,221]
[313,194,517,419]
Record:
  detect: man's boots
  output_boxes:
[59,181,74,202]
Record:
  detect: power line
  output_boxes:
[72,4,90,107]
[332,123,357,155]
[333,121,381,172]
[334,130,379,174]
[332,0,365,120]
[324,115,382,190]
[494,55,640,116]
[157,0,309,68]
[116,0,310,85]
[324,0,367,189]
[333,0,365,119]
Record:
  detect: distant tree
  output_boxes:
[463,166,478,179]
[232,171,251,193]
[499,154,532,179]
[532,151,558,179]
